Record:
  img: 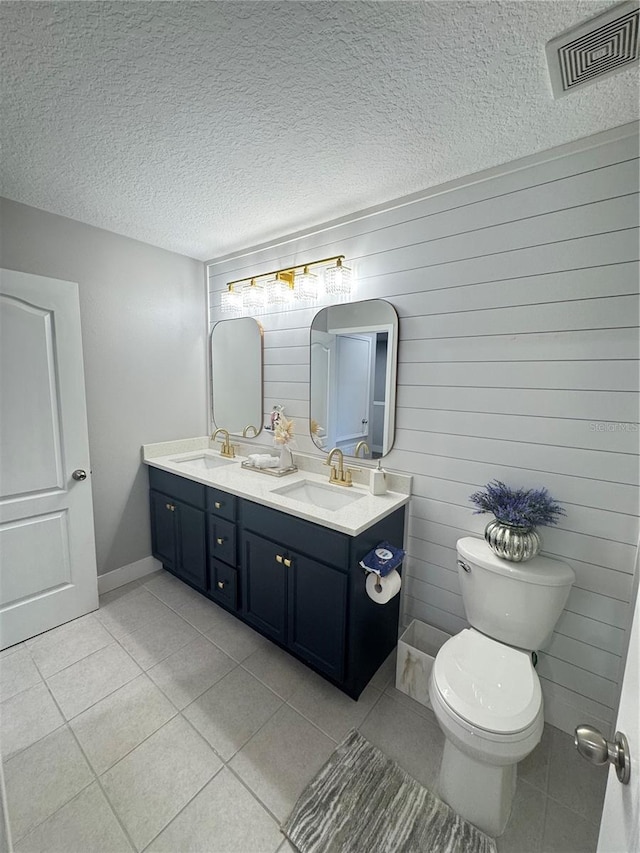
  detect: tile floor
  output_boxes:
[1,570,606,853]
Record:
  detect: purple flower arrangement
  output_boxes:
[469,480,565,529]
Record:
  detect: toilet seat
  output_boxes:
[433,629,541,735]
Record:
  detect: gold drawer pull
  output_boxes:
[275,554,283,564]
[217,581,225,589]
[214,501,222,509]
[216,537,224,545]
[284,557,292,568]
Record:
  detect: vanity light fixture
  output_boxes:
[324,257,352,299]
[219,255,351,315]
[220,283,243,313]
[242,278,266,314]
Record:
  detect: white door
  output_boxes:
[597,564,639,853]
[0,269,98,649]
[334,333,373,449]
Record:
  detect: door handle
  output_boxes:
[275,554,283,564]
[72,469,87,481]
[574,725,631,784]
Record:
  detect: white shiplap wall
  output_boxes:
[208,124,640,736]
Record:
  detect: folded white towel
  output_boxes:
[248,453,280,469]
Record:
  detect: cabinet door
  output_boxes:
[241,532,286,643]
[150,490,177,571]
[210,558,238,611]
[176,502,207,591]
[288,554,347,681]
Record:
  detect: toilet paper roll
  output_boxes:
[365,569,401,604]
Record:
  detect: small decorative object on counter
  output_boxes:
[273,410,296,469]
[369,459,387,495]
[469,480,565,562]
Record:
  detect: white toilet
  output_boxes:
[428,536,575,837]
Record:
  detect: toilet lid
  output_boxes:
[433,629,541,734]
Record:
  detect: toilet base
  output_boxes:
[437,738,516,837]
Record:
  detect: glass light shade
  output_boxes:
[324,259,352,297]
[220,286,243,313]
[242,280,266,313]
[295,267,319,301]
[266,274,293,306]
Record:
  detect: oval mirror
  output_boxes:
[310,299,398,458]
[210,317,263,437]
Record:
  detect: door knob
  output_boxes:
[72,469,87,481]
[574,725,631,784]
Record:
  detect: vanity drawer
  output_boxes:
[209,559,238,610]
[148,467,205,508]
[209,517,236,566]
[206,487,237,522]
[241,500,349,570]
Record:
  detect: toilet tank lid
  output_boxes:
[457,537,575,587]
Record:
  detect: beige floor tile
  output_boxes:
[496,779,546,853]
[96,588,175,640]
[147,635,236,709]
[184,666,283,760]
[542,798,600,853]
[101,715,222,851]
[70,675,177,774]
[98,581,145,606]
[547,725,607,822]
[230,704,335,821]
[118,609,199,670]
[383,683,437,722]
[13,782,133,853]
[47,643,141,720]
[359,692,444,789]
[242,643,314,700]
[176,595,232,633]
[147,768,282,853]
[27,614,113,677]
[0,681,64,760]
[0,642,25,659]
[0,647,41,702]
[205,610,268,662]
[288,672,382,742]
[143,571,202,610]
[4,726,94,841]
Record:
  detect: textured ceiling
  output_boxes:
[1,1,638,260]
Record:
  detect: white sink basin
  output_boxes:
[272,479,366,512]
[170,452,235,471]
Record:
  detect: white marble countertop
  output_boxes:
[142,437,410,537]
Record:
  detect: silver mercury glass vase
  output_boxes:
[484,519,541,562]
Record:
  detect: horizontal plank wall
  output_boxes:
[208,124,640,736]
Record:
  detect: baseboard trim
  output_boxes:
[97,556,162,595]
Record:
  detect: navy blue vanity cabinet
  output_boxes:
[207,489,239,610]
[241,531,288,643]
[149,468,207,591]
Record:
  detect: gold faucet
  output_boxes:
[211,428,235,458]
[354,441,370,458]
[242,425,258,437]
[326,447,354,487]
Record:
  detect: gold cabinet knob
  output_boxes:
[165,503,175,512]
[214,501,222,509]
[216,537,224,545]
[275,554,283,563]
[217,581,225,589]
[284,557,292,568]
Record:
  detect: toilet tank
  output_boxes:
[456,537,575,650]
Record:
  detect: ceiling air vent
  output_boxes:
[546,0,639,98]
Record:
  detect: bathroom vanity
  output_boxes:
[145,442,410,699]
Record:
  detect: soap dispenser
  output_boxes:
[370,459,387,495]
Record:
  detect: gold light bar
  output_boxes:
[226,255,345,289]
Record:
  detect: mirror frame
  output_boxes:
[309,299,399,458]
[210,316,264,438]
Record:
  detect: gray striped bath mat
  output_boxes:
[282,729,497,853]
